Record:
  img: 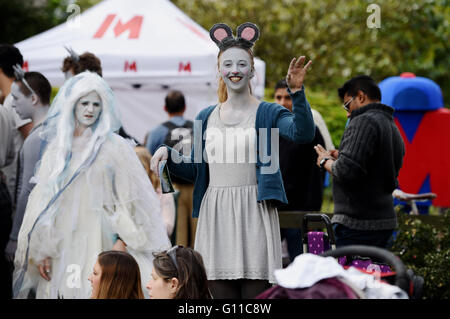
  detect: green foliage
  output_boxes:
[304,89,347,148]
[417,249,450,299]
[391,212,450,299]
[265,86,346,148]
[173,0,450,106]
[50,87,59,103]
[1,0,102,44]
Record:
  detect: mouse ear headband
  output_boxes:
[13,64,36,96]
[209,22,260,51]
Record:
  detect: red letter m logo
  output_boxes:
[124,61,137,72]
[94,14,143,39]
[179,62,191,73]
[22,61,29,72]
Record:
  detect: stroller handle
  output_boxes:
[321,245,409,292]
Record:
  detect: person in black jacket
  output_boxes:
[315,75,405,248]
[275,79,326,264]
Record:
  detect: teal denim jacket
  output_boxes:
[160,87,315,218]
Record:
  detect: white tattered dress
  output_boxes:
[14,131,170,299]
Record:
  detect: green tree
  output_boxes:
[0,0,101,44]
[172,0,449,106]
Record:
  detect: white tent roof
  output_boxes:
[15,0,266,142]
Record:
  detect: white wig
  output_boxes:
[39,71,121,194]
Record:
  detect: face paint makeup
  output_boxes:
[74,91,102,128]
[10,82,34,120]
[219,47,254,93]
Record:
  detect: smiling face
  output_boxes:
[219,47,254,93]
[10,81,34,120]
[74,91,102,128]
[88,260,102,299]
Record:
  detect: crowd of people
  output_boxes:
[0,21,405,299]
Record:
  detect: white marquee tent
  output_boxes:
[15,0,266,143]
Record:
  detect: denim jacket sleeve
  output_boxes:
[275,87,315,144]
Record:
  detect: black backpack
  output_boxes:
[162,120,194,157]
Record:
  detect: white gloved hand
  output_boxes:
[150,146,169,177]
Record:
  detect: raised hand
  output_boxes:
[286,56,313,93]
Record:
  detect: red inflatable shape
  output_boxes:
[395,108,450,207]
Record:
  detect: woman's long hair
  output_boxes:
[94,251,145,299]
[152,247,212,299]
[134,146,159,190]
[217,48,255,103]
[39,71,121,195]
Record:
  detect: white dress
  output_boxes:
[194,106,282,284]
[14,132,171,298]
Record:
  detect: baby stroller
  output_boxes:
[301,214,392,272]
[256,214,423,299]
[257,244,415,299]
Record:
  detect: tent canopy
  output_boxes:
[16,0,266,142]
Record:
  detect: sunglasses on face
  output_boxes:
[342,96,355,112]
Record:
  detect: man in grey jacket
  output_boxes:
[4,72,51,266]
[315,75,405,248]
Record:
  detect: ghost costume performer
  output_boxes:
[13,72,171,299]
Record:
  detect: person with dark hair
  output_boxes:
[0,44,33,204]
[337,75,382,102]
[89,250,144,299]
[146,246,211,299]
[314,75,405,248]
[145,90,196,249]
[274,79,327,265]
[0,98,14,299]
[4,71,51,269]
[61,52,103,78]
[0,45,32,298]
[275,79,334,150]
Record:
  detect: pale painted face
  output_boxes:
[219,47,254,93]
[10,82,34,120]
[74,91,102,128]
[88,260,102,298]
[146,268,176,299]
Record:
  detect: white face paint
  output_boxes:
[10,82,34,120]
[219,47,254,93]
[74,91,102,128]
